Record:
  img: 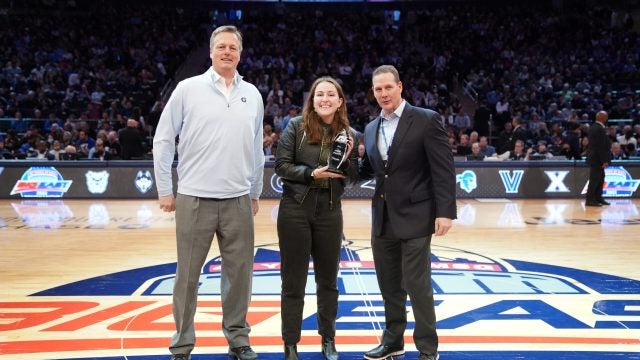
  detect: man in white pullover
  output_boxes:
[153,25,265,360]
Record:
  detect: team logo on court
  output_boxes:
[134,170,154,194]
[456,170,477,193]
[2,223,640,359]
[85,170,110,194]
[581,166,640,197]
[10,167,72,198]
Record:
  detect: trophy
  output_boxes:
[327,129,348,174]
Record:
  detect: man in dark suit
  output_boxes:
[585,111,612,206]
[118,118,145,160]
[359,65,457,360]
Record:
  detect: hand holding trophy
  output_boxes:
[311,129,353,179]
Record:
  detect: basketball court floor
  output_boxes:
[1,198,639,359]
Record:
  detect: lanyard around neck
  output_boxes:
[380,119,390,155]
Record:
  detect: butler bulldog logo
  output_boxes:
[135,170,153,194]
[85,170,109,194]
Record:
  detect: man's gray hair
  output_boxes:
[372,65,400,83]
[210,25,243,52]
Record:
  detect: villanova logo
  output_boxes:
[85,171,109,194]
[499,170,524,194]
[135,170,154,194]
[456,170,477,193]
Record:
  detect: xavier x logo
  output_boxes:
[544,171,570,193]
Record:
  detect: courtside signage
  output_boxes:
[10,167,72,198]
[581,166,640,198]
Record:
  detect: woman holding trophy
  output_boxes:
[275,76,359,360]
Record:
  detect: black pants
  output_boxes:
[586,165,605,203]
[278,188,343,344]
[372,205,438,354]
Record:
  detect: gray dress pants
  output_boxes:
[170,193,255,355]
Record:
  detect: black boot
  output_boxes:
[321,338,338,360]
[284,344,299,360]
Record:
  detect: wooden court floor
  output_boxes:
[1,198,639,359]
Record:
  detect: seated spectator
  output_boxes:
[281,105,299,131]
[478,136,496,157]
[466,142,485,161]
[47,140,64,160]
[0,138,13,159]
[61,145,78,160]
[263,135,275,157]
[529,141,554,160]
[507,140,531,161]
[75,130,95,159]
[548,135,565,156]
[625,143,637,157]
[617,125,638,148]
[580,136,589,159]
[28,140,51,160]
[611,142,629,160]
[89,138,113,160]
[10,111,28,134]
[106,130,122,159]
[563,121,582,160]
[456,133,472,156]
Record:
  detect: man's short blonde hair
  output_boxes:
[210,25,243,52]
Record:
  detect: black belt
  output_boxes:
[309,186,330,191]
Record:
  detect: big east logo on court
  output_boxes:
[1,241,639,359]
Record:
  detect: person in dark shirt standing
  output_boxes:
[585,111,612,206]
[118,118,145,159]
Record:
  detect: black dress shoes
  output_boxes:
[229,346,258,360]
[321,337,339,360]
[599,200,611,206]
[284,344,299,360]
[363,344,405,360]
[170,354,190,360]
[585,201,602,207]
[418,352,439,360]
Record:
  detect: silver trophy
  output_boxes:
[327,129,348,174]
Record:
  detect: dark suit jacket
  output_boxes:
[359,103,457,239]
[587,122,611,167]
[118,127,145,160]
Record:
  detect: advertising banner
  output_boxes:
[1,161,639,199]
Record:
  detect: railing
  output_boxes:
[462,79,478,103]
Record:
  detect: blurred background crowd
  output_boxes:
[0,0,638,162]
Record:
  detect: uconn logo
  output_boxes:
[270,173,283,193]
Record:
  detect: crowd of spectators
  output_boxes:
[0,0,205,159]
[0,1,638,163]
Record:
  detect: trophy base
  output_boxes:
[326,167,346,175]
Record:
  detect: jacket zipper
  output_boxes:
[298,129,311,203]
[319,133,334,209]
